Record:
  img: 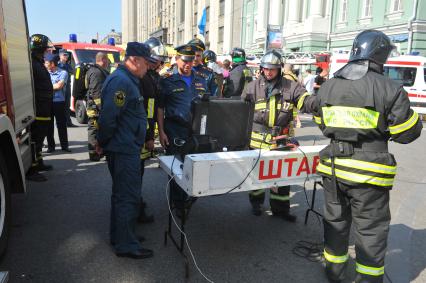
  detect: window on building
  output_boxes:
[340,0,348,22]
[206,6,210,22]
[391,0,403,12]
[205,30,210,43]
[194,12,198,25]
[220,0,225,16]
[218,26,224,43]
[362,0,372,18]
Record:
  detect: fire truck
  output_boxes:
[53,39,123,124]
[0,0,35,256]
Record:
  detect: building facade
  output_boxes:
[329,0,426,56]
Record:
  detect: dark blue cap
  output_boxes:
[175,44,197,61]
[58,49,68,55]
[44,53,58,62]
[126,42,156,63]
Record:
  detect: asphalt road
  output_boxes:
[0,116,425,283]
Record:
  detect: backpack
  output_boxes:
[72,62,94,99]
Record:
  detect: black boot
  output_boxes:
[89,152,101,162]
[138,201,154,223]
[26,169,47,182]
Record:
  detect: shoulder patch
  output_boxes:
[114,90,126,107]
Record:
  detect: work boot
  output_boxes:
[35,162,53,172]
[138,201,154,224]
[251,203,262,216]
[26,170,47,182]
[89,152,101,162]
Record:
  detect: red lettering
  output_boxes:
[312,155,320,173]
[296,157,311,176]
[284,158,298,176]
[259,159,282,180]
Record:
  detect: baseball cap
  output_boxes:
[126,42,156,63]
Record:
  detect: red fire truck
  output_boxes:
[0,0,35,256]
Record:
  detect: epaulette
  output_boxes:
[160,68,173,78]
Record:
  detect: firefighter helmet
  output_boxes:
[260,50,283,69]
[188,38,205,51]
[30,34,53,51]
[230,48,246,63]
[349,30,395,65]
[144,37,168,62]
[202,50,217,64]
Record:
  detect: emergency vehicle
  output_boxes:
[0,0,35,256]
[53,40,123,124]
[329,52,426,116]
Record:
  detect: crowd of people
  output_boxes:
[25,30,422,283]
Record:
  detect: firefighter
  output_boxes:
[157,44,208,215]
[224,47,253,98]
[86,52,110,161]
[312,30,422,282]
[241,50,312,222]
[97,42,155,259]
[202,50,224,97]
[137,37,168,223]
[26,34,54,182]
[188,38,218,96]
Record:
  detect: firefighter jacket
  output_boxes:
[241,75,311,149]
[312,70,423,189]
[225,62,252,97]
[85,64,110,105]
[193,64,218,96]
[31,53,53,119]
[139,70,159,160]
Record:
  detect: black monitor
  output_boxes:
[191,98,254,151]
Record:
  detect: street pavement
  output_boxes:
[0,115,425,283]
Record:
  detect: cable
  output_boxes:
[165,176,215,283]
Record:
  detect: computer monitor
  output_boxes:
[191,98,254,151]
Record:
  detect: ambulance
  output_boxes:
[329,53,426,117]
[54,39,123,123]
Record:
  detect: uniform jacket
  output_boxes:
[140,70,159,141]
[242,75,310,131]
[312,69,422,188]
[97,65,147,154]
[193,64,218,96]
[86,64,110,101]
[31,52,53,118]
[227,62,252,97]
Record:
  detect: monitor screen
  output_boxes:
[192,98,254,151]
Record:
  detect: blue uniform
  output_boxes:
[158,68,208,144]
[193,64,217,96]
[158,69,208,206]
[97,65,147,254]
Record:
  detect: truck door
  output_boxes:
[1,0,35,132]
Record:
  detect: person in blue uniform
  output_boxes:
[188,38,218,96]
[97,42,156,259]
[157,44,209,213]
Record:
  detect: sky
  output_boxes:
[25,0,121,43]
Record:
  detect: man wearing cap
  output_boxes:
[57,49,76,127]
[157,44,208,213]
[45,53,70,153]
[188,38,218,96]
[97,42,155,259]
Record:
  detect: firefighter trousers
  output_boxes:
[30,119,50,168]
[87,99,99,156]
[322,177,390,283]
[249,186,291,214]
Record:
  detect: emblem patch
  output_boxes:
[114,91,126,107]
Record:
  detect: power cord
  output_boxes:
[165,176,215,283]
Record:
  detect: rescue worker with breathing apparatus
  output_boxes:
[311,30,422,283]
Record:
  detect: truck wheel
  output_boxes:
[0,151,11,258]
[75,100,88,124]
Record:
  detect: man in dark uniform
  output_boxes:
[224,47,253,98]
[157,44,209,212]
[188,38,218,96]
[86,52,110,161]
[97,42,155,259]
[26,34,54,182]
[310,30,422,282]
[137,37,168,223]
[242,50,312,222]
[57,49,76,127]
[203,50,224,97]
